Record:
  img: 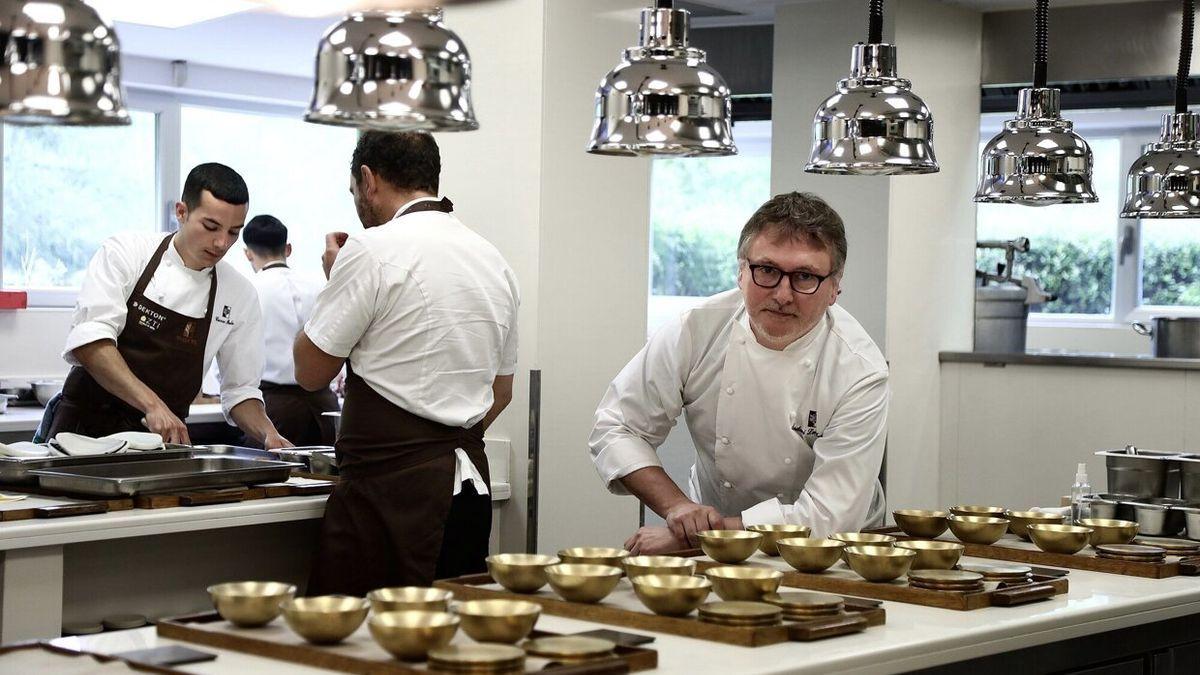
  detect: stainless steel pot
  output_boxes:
[1180,506,1200,541]
[1097,447,1182,498]
[1180,455,1200,502]
[1083,493,1140,521]
[1132,317,1200,358]
[1130,498,1193,536]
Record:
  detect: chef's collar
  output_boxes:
[736,307,829,355]
[391,196,444,222]
[168,234,214,275]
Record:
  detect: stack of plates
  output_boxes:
[522,636,616,664]
[1094,544,1167,564]
[698,601,782,627]
[1134,537,1200,557]
[761,592,844,621]
[958,562,1033,584]
[907,569,985,593]
[428,644,526,674]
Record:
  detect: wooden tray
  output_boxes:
[436,573,885,647]
[158,611,655,674]
[0,492,125,521]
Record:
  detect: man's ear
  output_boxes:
[285,243,293,259]
[360,165,377,198]
[174,202,188,228]
[244,248,254,264]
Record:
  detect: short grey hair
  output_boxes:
[736,192,848,275]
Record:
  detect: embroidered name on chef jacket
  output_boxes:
[132,301,164,332]
[794,409,823,448]
[215,305,235,326]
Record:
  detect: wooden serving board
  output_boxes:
[435,574,885,647]
[158,612,655,674]
[0,492,122,521]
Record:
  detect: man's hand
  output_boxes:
[141,403,190,445]
[664,501,725,547]
[263,432,294,450]
[624,526,688,555]
[322,232,349,279]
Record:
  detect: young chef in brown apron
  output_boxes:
[295,131,519,596]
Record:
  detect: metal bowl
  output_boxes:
[368,587,453,613]
[949,505,1007,519]
[894,540,964,570]
[544,564,623,604]
[631,574,712,616]
[622,555,696,579]
[947,515,1009,545]
[368,610,459,661]
[1079,518,1139,546]
[746,524,812,556]
[280,596,369,645]
[1005,511,1066,540]
[455,599,541,644]
[486,553,560,593]
[1028,523,1093,555]
[892,509,950,538]
[829,532,896,547]
[1130,499,1192,536]
[556,547,630,567]
[704,566,784,601]
[697,530,763,564]
[32,380,64,407]
[207,581,296,627]
[844,545,916,582]
[776,537,845,573]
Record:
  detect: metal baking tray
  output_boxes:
[0,447,193,485]
[193,445,333,472]
[29,457,303,497]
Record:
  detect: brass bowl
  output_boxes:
[455,599,541,644]
[486,553,561,593]
[950,505,1007,519]
[630,574,712,616]
[368,610,459,662]
[696,530,763,564]
[704,566,784,601]
[746,524,812,556]
[368,587,453,613]
[947,515,1009,545]
[892,509,950,538]
[776,537,845,573]
[894,540,964,570]
[556,547,630,567]
[280,596,370,645]
[844,545,916,582]
[1079,518,1139,546]
[1005,511,1066,540]
[207,581,296,628]
[544,564,623,604]
[1027,524,1094,555]
[622,555,696,579]
[830,532,895,561]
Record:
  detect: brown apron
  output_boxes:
[259,381,338,447]
[48,234,216,438]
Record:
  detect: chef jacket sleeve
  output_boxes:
[216,284,266,423]
[588,316,692,495]
[62,235,141,365]
[304,237,380,358]
[740,370,889,535]
[497,271,520,376]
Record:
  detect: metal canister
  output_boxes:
[974,285,1029,353]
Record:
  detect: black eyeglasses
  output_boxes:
[747,263,831,295]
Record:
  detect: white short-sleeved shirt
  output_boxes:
[63,232,265,423]
[251,263,323,386]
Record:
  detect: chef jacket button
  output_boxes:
[720,436,730,446]
[723,481,732,489]
[725,386,734,395]
[803,359,813,368]
[784,457,793,465]
[739,338,746,345]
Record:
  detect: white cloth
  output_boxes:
[305,197,519,494]
[63,232,264,424]
[589,289,889,537]
[251,262,323,385]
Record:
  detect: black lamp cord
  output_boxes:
[868,0,884,44]
[1178,0,1195,113]
[1032,0,1049,88]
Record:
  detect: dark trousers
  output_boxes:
[435,483,493,580]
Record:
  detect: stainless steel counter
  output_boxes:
[940,350,1200,371]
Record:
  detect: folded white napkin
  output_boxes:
[0,442,53,458]
[53,433,128,456]
[1029,506,1072,517]
[101,431,164,451]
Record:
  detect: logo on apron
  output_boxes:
[215,304,235,326]
[132,301,164,332]
[793,409,822,448]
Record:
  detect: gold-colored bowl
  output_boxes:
[746,524,812,556]
[704,566,784,601]
[947,515,1009,545]
[830,532,895,561]
[776,537,845,573]
[544,564,623,604]
[844,545,916,582]
[1027,524,1094,555]
[280,596,370,645]
[368,587,453,613]
[207,581,296,628]
[892,509,950,538]
[455,599,541,644]
[622,555,696,579]
[950,505,1007,519]
[486,553,561,593]
[630,574,712,616]
[1005,511,1066,539]
[894,540,964,570]
[696,530,763,564]
[368,610,459,662]
[556,547,630,567]
[1079,518,1139,546]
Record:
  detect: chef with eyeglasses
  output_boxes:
[590,192,888,554]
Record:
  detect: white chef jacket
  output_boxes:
[305,197,520,496]
[589,289,888,537]
[251,262,323,386]
[62,232,265,423]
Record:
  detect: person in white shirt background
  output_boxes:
[294,131,520,595]
[242,215,339,447]
[589,192,888,554]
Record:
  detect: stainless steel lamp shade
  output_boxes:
[1121,113,1200,218]
[806,43,937,175]
[587,7,736,157]
[305,8,478,131]
[0,0,129,125]
[974,88,1096,206]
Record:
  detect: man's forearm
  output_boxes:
[229,399,275,443]
[73,340,164,414]
[618,466,693,520]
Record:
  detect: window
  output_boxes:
[1141,219,1200,306]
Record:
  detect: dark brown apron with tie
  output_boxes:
[306,197,490,597]
[48,234,216,438]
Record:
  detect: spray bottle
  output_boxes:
[1071,462,1092,525]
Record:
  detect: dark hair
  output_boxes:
[181,163,249,210]
[243,215,288,257]
[351,131,440,194]
[737,192,848,275]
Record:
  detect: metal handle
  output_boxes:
[1132,321,1153,337]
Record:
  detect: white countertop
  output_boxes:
[0,403,227,435]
